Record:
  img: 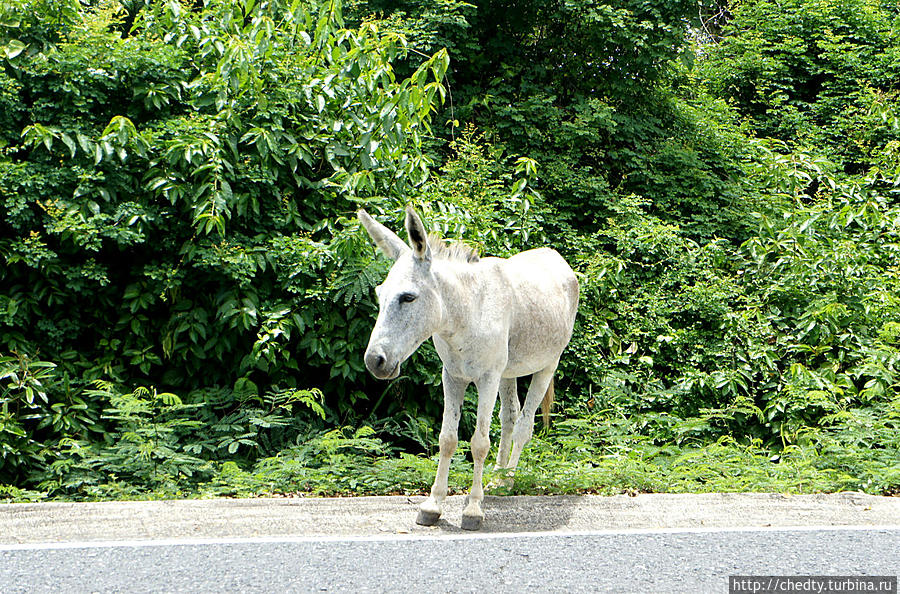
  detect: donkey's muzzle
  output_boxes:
[365,346,399,380]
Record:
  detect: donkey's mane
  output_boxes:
[427,233,480,263]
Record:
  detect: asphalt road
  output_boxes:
[2,493,898,592]
[1,527,898,593]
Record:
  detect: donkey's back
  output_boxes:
[493,247,579,378]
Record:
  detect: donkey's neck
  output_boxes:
[429,257,512,380]
[431,259,492,341]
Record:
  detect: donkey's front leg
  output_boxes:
[461,372,501,531]
[417,369,466,526]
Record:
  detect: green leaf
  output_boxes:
[2,39,26,59]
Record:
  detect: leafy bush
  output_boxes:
[558,142,900,447]
[352,0,755,240]
[699,0,900,173]
[0,0,449,483]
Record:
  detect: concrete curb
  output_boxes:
[2,492,898,545]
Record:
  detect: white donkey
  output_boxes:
[358,206,579,530]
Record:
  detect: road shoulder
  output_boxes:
[2,492,898,545]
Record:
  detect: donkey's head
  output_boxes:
[358,206,444,380]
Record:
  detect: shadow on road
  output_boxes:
[409,494,581,533]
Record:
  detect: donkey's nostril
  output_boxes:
[365,348,393,378]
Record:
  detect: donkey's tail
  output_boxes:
[541,378,554,429]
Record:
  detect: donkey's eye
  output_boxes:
[398,292,417,304]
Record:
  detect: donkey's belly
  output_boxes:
[501,360,550,378]
[502,335,570,378]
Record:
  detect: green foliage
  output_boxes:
[699,0,900,173]
[0,352,98,479]
[510,402,900,495]
[11,402,891,501]
[350,0,752,240]
[25,380,329,499]
[559,146,900,451]
[2,0,900,501]
[204,425,469,497]
[50,384,213,495]
[416,125,545,256]
[0,0,449,485]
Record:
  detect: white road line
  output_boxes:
[2,524,899,551]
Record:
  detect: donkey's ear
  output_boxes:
[404,205,431,262]
[358,209,408,261]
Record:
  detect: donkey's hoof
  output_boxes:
[416,509,442,526]
[460,513,483,531]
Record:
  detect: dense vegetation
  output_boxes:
[1,0,898,500]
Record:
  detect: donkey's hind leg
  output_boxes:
[489,378,519,489]
[497,378,520,468]
[506,360,558,474]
